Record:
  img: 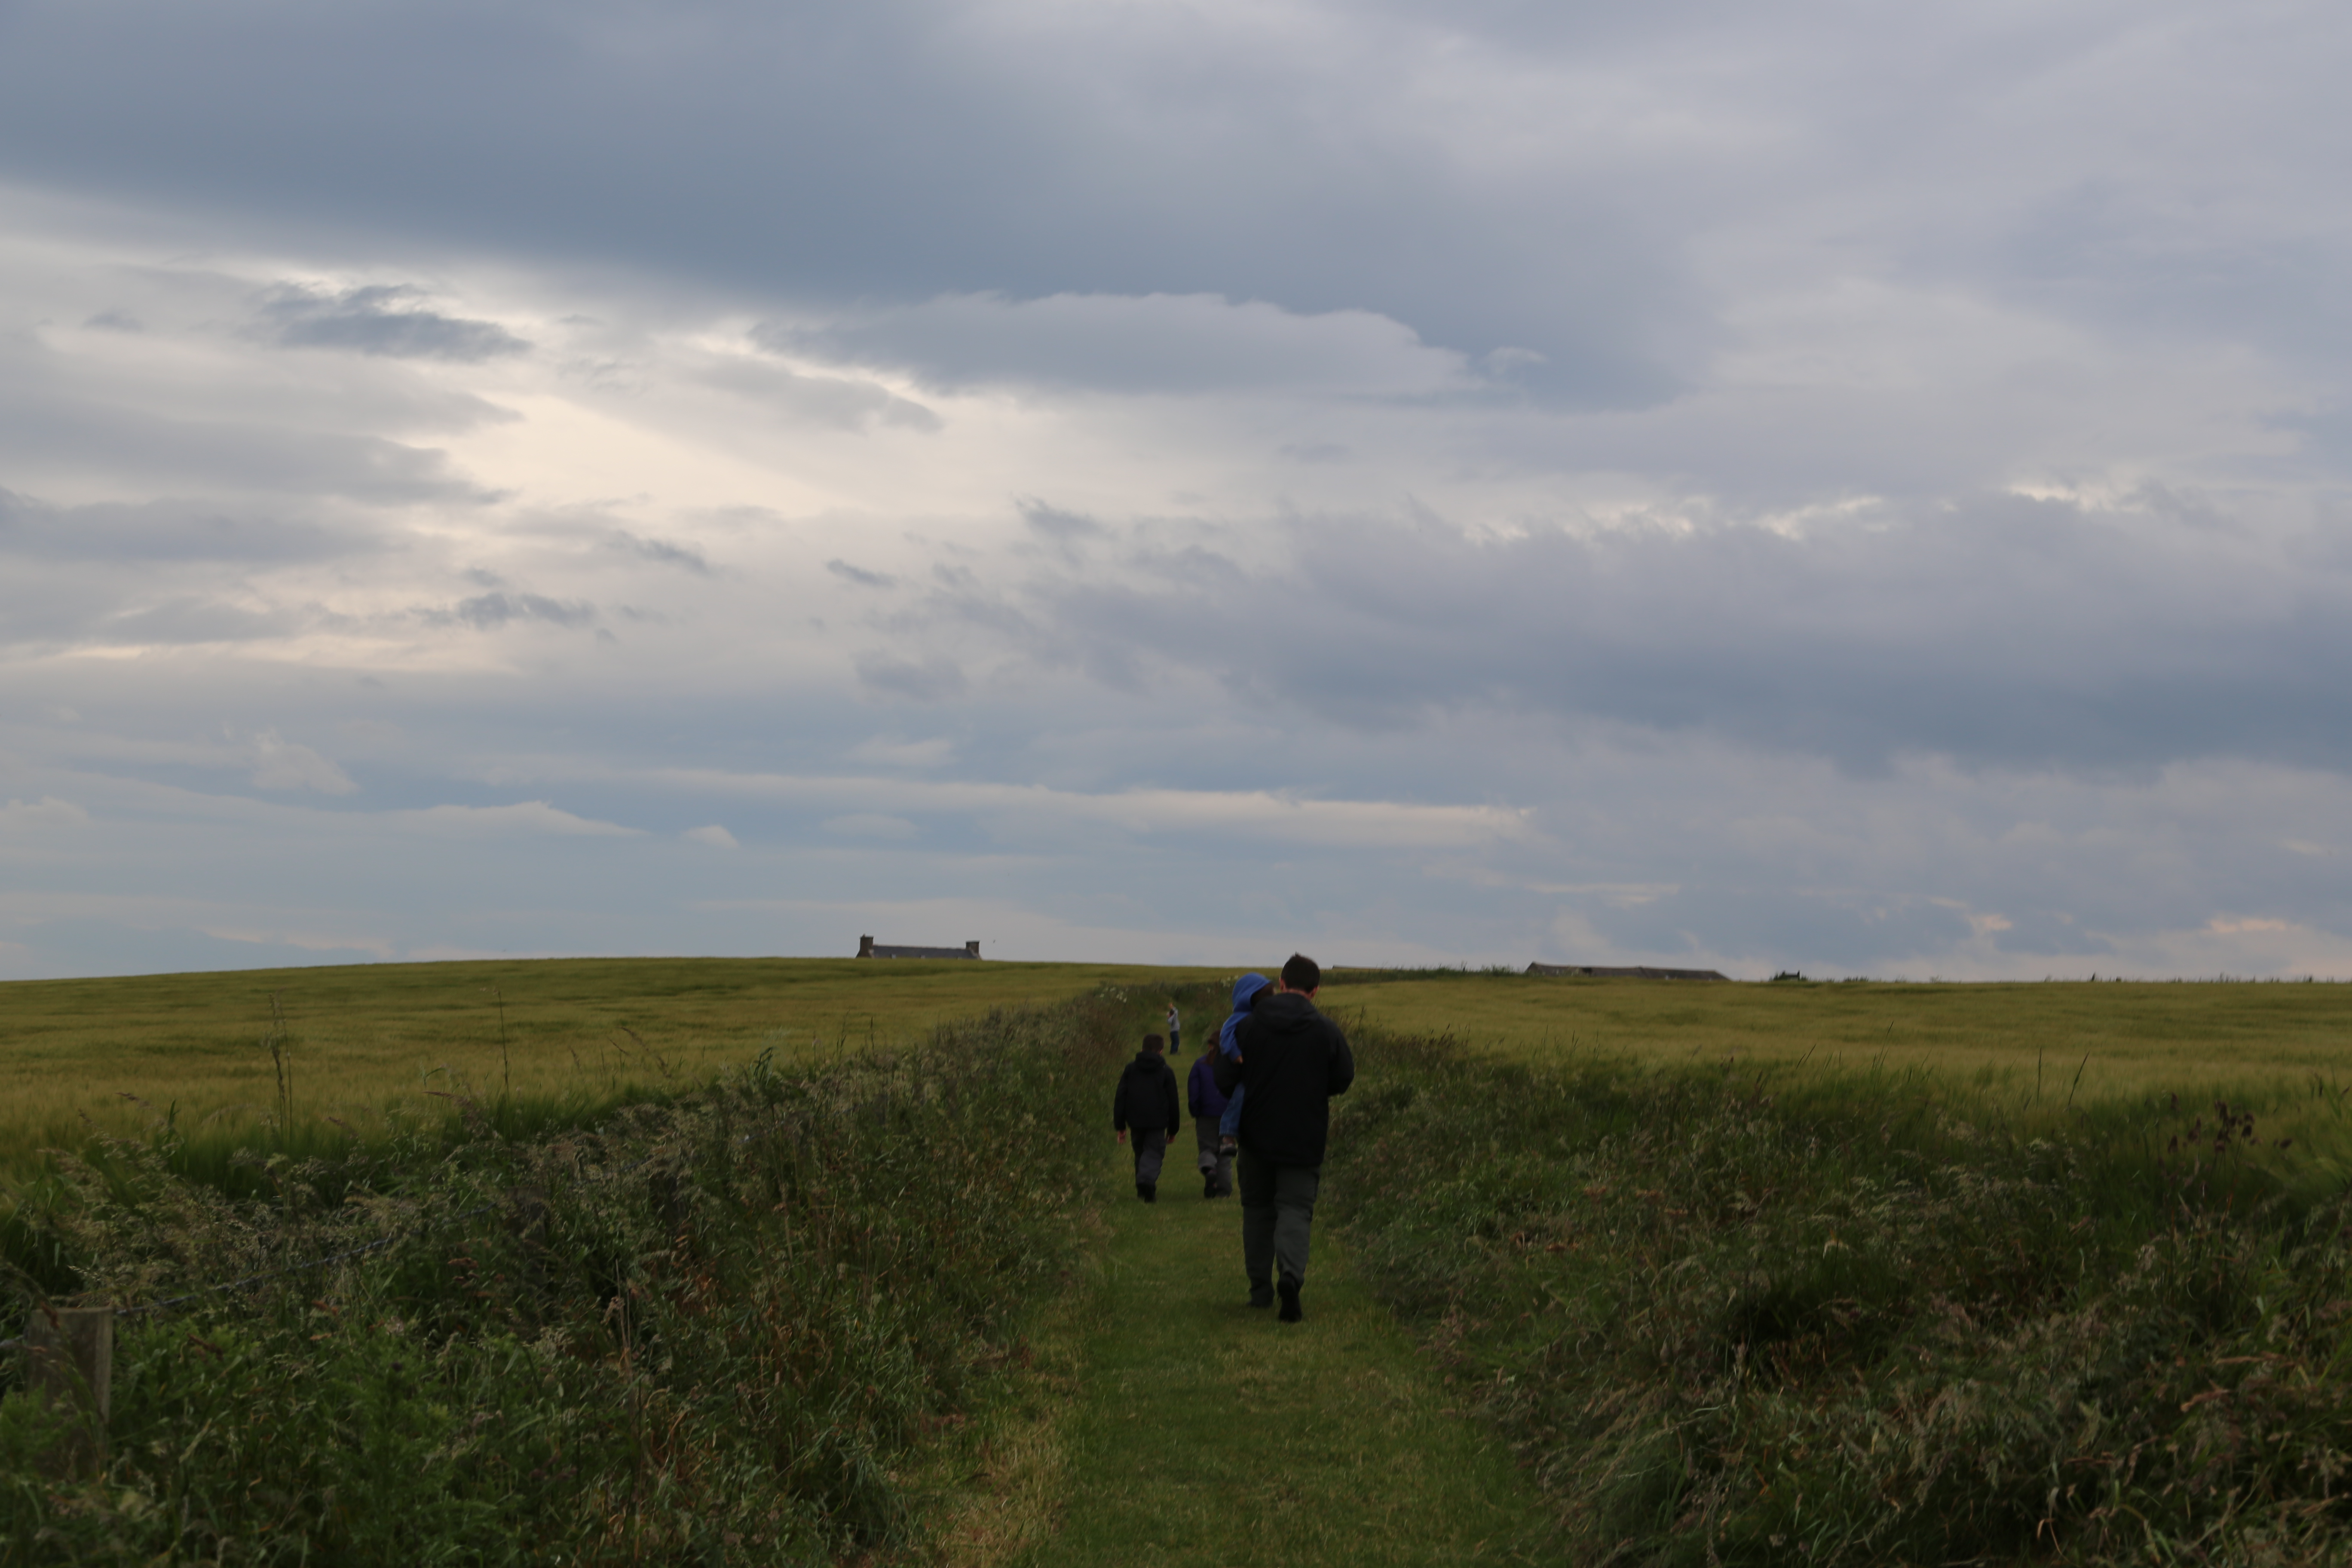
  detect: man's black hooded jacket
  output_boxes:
[1112,1050,1181,1139]
[1214,990,1354,1165]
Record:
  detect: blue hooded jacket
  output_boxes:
[1218,972,1271,1057]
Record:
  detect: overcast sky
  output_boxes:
[3,0,2349,980]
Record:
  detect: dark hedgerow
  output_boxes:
[2,994,1127,1565]
[1326,1032,2352,1567]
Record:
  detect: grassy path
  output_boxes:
[1010,1133,1557,1567]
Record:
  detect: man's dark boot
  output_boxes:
[1277,1277,1303,1323]
[1248,1280,1274,1309]
[1204,1172,1217,1200]
[1141,1182,1157,1203]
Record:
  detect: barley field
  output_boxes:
[0,956,1226,1178]
[1323,971,2352,1086]
[10,959,2352,1179]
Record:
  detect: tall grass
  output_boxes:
[1328,1032,2352,1565]
[0,992,1130,1565]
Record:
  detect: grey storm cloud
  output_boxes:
[977,497,2352,778]
[764,294,1472,397]
[0,489,363,564]
[436,592,598,631]
[0,488,382,649]
[98,597,304,646]
[2,0,2337,408]
[609,531,710,574]
[826,559,896,589]
[855,652,967,703]
[0,381,489,505]
[259,284,531,361]
[698,354,940,431]
[0,1,1744,404]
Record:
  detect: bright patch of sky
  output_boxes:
[2,0,2350,978]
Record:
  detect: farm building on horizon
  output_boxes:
[857,936,982,959]
[1528,962,1728,981]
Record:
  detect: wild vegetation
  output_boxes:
[14,961,2352,1564]
[1327,1029,2352,1566]
[0,990,1130,1565]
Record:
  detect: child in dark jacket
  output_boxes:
[1112,1033,1181,1202]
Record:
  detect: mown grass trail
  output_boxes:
[1012,1135,1555,1568]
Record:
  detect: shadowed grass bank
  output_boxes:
[1,996,1132,1565]
[1328,1032,2352,1565]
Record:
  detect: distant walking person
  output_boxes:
[1214,954,1354,1322]
[1113,1032,1182,1203]
[1167,1000,1182,1055]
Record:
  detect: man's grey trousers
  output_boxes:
[1237,1150,1320,1289]
[1130,1128,1168,1188]
[1194,1118,1234,1194]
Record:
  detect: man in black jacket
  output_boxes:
[1112,1032,1182,1202]
[1213,952,1354,1322]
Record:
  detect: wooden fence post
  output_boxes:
[25,1306,112,1481]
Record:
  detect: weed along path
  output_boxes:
[1008,1142,1555,1568]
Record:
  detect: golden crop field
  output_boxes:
[1322,971,2352,1173]
[1322,973,2352,1094]
[0,956,1228,1176]
[11,958,2352,1180]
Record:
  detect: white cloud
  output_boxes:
[0,796,89,831]
[389,802,641,837]
[822,814,919,841]
[683,823,739,848]
[770,292,1472,397]
[847,735,956,769]
[200,925,397,959]
[248,729,358,794]
[690,771,1532,850]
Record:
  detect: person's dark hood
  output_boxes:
[1128,1050,1166,1072]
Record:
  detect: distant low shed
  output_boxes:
[857,936,982,959]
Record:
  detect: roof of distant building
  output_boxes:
[1526,963,1727,981]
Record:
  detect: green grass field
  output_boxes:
[0,957,1228,1179]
